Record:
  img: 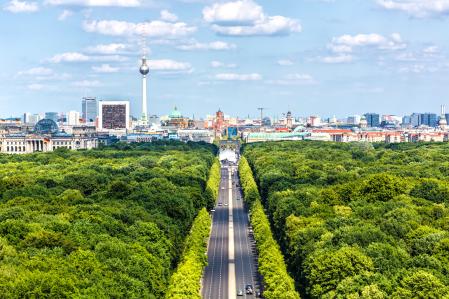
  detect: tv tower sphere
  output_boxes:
[140,56,150,76]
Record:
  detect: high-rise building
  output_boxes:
[402,115,412,126]
[410,113,421,127]
[82,97,97,123]
[98,101,130,131]
[23,112,31,124]
[28,114,41,125]
[67,111,80,126]
[420,113,438,127]
[364,113,380,127]
[45,112,59,123]
[347,115,361,125]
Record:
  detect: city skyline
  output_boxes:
[2,0,449,118]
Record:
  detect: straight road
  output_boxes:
[231,167,260,297]
[203,162,260,299]
[203,167,230,299]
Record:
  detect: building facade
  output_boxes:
[364,113,380,127]
[0,134,98,154]
[98,101,130,131]
[82,97,97,124]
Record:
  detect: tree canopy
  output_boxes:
[243,141,449,298]
[0,141,216,298]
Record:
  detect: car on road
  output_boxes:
[224,203,228,206]
[237,289,244,296]
[218,203,222,206]
[246,284,254,294]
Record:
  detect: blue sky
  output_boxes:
[1,0,449,119]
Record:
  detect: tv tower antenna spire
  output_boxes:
[139,22,150,125]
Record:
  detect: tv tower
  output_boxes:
[139,29,150,125]
[140,56,149,124]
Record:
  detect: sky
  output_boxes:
[1,0,449,119]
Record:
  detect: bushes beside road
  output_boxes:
[205,159,221,209]
[239,157,300,299]
[164,208,211,299]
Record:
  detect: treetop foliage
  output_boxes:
[0,141,216,298]
[243,141,449,298]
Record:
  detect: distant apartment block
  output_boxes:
[98,101,130,131]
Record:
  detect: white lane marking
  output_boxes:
[218,174,226,299]
[228,166,236,299]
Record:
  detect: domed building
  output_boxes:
[167,106,189,129]
[34,119,59,135]
[359,116,368,129]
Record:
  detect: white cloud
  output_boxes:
[27,83,45,90]
[321,54,353,64]
[203,0,264,25]
[203,0,301,36]
[50,52,89,63]
[211,61,237,68]
[398,64,439,73]
[215,73,262,81]
[328,33,406,54]
[177,41,236,51]
[86,43,130,54]
[3,0,38,13]
[278,59,294,66]
[49,52,128,63]
[423,45,439,54]
[18,67,54,76]
[92,64,119,73]
[327,44,353,53]
[160,10,178,22]
[45,0,141,7]
[58,9,73,21]
[83,20,196,38]
[267,73,317,85]
[377,0,449,18]
[148,59,192,72]
[73,80,101,87]
[395,52,417,61]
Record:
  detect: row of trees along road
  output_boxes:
[239,157,301,299]
[165,159,220,298]
[0,141,217,298]
[243,141,449,298]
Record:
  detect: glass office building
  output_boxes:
[82,97,97,123]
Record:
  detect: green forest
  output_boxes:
[243,141,449,299]
[0,141,217,298]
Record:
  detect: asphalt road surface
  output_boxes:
[202,164,260,299]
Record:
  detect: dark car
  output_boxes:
[246,284,254,294]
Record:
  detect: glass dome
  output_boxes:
[34,119,59,134]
